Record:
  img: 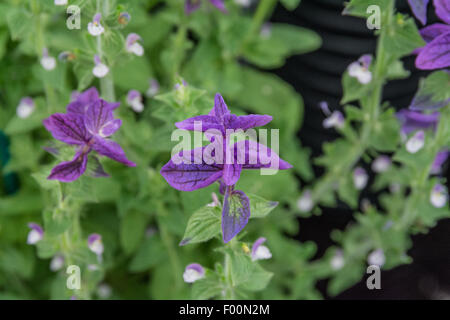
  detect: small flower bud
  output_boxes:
[118,12,131,25]
[27,223,43,245]
[348,55,372,84]
[368,249,385,267]
[50,255,65,271]
[323,111,345,129]
[92,55,109,78]
[88,233,104,256]
[146,79,160,97]
[430,183,447,208]
[97,283,112,299]
[41,48,56,71]
[251,237,272,261]
[353,167,368,190]
[371,155,391,173]
[126,90,144,113]
[330,249,345,270]
[183,263,205,283]
[406,130,425,153]
[16,97,35,118]
[297,189,313,212]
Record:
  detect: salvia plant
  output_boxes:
[0,0,448,300]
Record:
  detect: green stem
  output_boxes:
[223,252,235,300]
[311,1,393,204]
[97,0,115,101]
[156,202,182,290]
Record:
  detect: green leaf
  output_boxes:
[129,236,166,272]
[242,24,321,69]
[120,211,148,255]
[247,193,278,218]
[5,98,48,135]
[179,206,221,246]
[191,272,224,300]
[368,109,400,151]
[382,14,425,59]
[341,71,371,104]
[230,251,273,292]
[6,8,32,40]
[43,210,71,237]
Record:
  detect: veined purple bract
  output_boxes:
[43,87,136,182]
[160,93,292,243]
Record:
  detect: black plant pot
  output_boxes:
[271,0,450,299]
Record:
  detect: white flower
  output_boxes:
[353,167,368,190]
[87,13,104,36]
[126,90,144,113]
[368,249,385,267]
[251,237,272,261]
[430,184,448,208]
[92,55,109,78]
[54,0,68,5]
[16,97,35,118]
[50,255,65,271]
[97,283,112,299]
[330,250,345,270]
[88,233,104,256]
[323,111,344,129]
[146,79,160,97]
[41,48,56,71]
[126,33,144,56]
[371,156,391,173]
[297,190,313,212]
[348,54,373,84]
[406,130,425,153]
[183,263,205,283]
[27,223,43,245]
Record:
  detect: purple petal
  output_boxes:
[43,113,91,145]
[84,99,120,137]
[185,263,205,275]
[396,109,440,134]
[209,0,227,12]
[67,87,99,115]
[222,189,250,243]
[227,114,273,130]
[431,150,450,174]
[416,32,450,70]
[222,163,242,186]
[210,93,230,124]
[28,223,43,235]
[408,0,430,25]
[48,151,88,182]
[88,233,101,246]
[420,23,450,43]
[91,137,136,167]
[231,140,293,170]
[434,0,450,24]
[160,147,223,191]
[185,0,201,14]
[251,237,267,258]
[175,115,223,132]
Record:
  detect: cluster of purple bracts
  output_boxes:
[160,94,292,242]
[408,0,450,70]
[43,87,136,182]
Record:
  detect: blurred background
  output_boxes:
[271,0,450,299]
